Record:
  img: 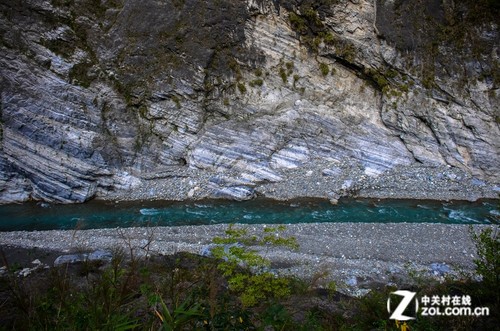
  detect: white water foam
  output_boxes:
[140,208,161,216]
[489,209,500,217]
[186,208,208,216]
[448,210,480,223]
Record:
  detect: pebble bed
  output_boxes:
[100,161,499,202]
[0,223,493,296]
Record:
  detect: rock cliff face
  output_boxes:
[0,0,498,203]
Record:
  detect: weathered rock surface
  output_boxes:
[53,249,113,266]
[0,0,498,203]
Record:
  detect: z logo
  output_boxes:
[387,290,418,321]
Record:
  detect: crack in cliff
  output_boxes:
[395,133,421,164]
[321,53,387,94]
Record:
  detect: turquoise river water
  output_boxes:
[0,198,498,231]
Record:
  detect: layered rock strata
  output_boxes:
[0,0,498,203]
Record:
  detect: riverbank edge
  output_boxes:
[95,162,500,204]
[2,162,499,205]
[1,223,496,296]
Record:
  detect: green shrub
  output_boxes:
[154,296,206,330]
[470,226,500,304]
[303,36,322,52]
[422,74,434,89]
[228,57,242,80]
[319,62,329,76]
[365,68,389,90]
[385,69,398,78]
[211,224,298,307]
[288,12,307,34]
[337,41,356,62]
[249,78,263,87]
[303,8,323,28]
[323,32,335,45]
[237,82,247,94]
[279,67,288,83]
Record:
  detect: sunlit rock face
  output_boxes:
[0,0,498,203]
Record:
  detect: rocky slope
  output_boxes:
[0,0,498,203]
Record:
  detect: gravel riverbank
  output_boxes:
[99,162,500,203]
[0,223,493,295]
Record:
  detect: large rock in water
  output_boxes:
[0,0,498,203]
